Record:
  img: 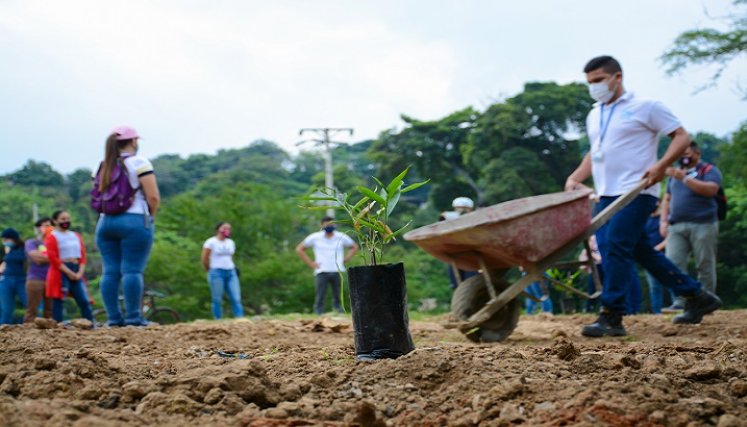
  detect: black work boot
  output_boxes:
[581,309,626,337]
[672,289,722,324]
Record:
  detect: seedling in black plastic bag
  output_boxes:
[302,167,428,266]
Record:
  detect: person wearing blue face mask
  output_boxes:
[296,216,359,315]
[565,55,721,337]
[0,228,28,324]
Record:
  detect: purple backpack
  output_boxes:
[91,160,139,215]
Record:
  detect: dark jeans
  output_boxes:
[314,272,343,315]
[594,195,700,313]
[0,275,27,324]
[52,262,93,322]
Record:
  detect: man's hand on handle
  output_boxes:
[642,163,667,188]
[564,178,592,192]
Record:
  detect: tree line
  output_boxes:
[1,82,746,319]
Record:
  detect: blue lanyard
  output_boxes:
[598,102,618,148]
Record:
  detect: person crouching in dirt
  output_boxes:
[201,222,244,320]
[440,197,478,289]
[45,210,94,323]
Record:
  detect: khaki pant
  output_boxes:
[24,279,52,322]
[666,221,719,293]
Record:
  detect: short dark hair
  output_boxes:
[583,55,622,74]
[321,216,334,224]
[34,217,52,228]
[689,140,700,152]
[215,221,228,231]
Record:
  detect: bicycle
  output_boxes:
[92,290,181,325]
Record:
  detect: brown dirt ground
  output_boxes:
[1,310,746,427]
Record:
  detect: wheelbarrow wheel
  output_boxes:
[451,272,520,343]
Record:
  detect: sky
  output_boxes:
[0,0,745,174]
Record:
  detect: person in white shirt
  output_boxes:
[201,222,244,319]
[295,216,359,315]
[565,55,721,337]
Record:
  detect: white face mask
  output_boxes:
[588,77,617,103]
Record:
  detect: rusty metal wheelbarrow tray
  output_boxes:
[403,181,647,338]
[403,189,594,272]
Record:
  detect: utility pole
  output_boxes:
[298,128,354,217]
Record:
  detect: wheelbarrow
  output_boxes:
[403,181,647,342]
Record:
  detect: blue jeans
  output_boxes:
[625,270,643,315]
[208,268,244,319]
[0,275,27,324]
[525,281,553,314]
[52,263,93,322]
[96,213,154,326]
[594,195,700,313]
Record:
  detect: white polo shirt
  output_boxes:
[587,92,681,197]
[302,231,355,275]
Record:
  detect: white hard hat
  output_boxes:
[452,197,474,209]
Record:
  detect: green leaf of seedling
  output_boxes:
[386,166,410,196]
[401,179,430,194]
[372,176,386,190]
[302,196,339,202]
[356,217,387,234]
[352,196,370,211]
[386,190,401,217]
[390,220,413,239]
[302,205,336,211]
[357,186,386,205]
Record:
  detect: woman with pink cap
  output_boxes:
[94,125,160,326]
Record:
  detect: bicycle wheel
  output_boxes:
[147,308,181,325]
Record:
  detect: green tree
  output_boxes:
[3,160,64,187]
[661,0,747,98]
[66,168,93,202]
[370,108,479,208]
[711,122,747,307]
[0,183,57,236]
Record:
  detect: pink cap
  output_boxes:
[111,125,140,140]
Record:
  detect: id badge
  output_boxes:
[592,149,604,162]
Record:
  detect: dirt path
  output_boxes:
[1,310,746,426]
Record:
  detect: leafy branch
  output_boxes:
[660,0,747,98]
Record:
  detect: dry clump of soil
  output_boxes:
[0,311,746,426]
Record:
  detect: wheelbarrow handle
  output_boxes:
[586,179,649,237]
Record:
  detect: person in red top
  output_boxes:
[45,210,93,322]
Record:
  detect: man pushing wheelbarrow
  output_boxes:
[405,55,721,341]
